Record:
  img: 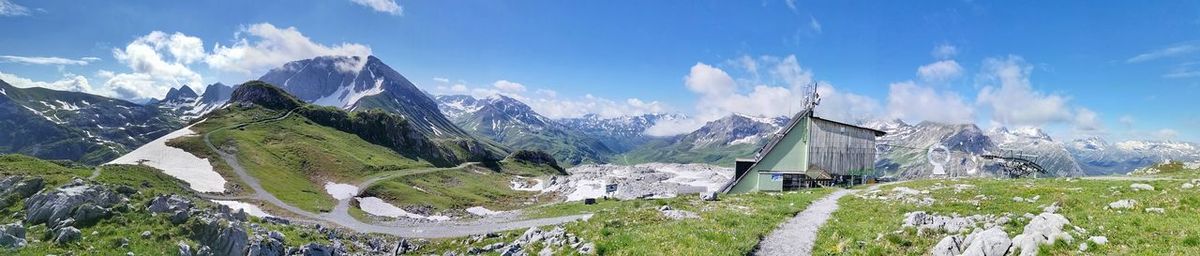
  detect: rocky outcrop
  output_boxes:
[189,216,250,256]
[0,176,44,209]
[24,179,126,227]
[0,222,26,248]
[52,226,81,244]
[148,194,194,225]
[458,225,591,255]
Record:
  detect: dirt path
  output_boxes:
[755,182,898,256]
[201,109,590,238]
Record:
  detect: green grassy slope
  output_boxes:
[0,155,326,255]
[817,173,1200,254]
[361,160,565,213]
[198,107,433,212]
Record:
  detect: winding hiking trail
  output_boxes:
[199,109,591,238]
[755,182,898,256]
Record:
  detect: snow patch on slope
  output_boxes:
[356,197,451,221]
[211,200,273,218]
[324,182,359,200]
[107,121,226,193]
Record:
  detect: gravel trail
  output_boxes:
[755,182,898,256]
[203,109,590,238]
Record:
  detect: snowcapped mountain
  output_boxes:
[435,94,614,165]
[619,114,790,166]
[558,113,687,151]
[867,120,1085,178]
[151,83,234,120]
[869,120,1003,179]
[0,79,183,164]
[258,55,472,139]
[1068,137,1200,175]
[986,126,1085,177]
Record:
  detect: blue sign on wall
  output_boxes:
[771,174,782,181]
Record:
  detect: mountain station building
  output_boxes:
[722,109,886,193]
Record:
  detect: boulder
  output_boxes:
[0,176,44,209]
[1130,183,1155,191]
[147,194,193,213]
[247,235,286,256]
[170,210,191,225]
[1108,199,1136,210]
[178,241,193,256]
[141,230,152,239]
[1011,213,1073,256]
[190,216,249,256]
[0,222,26,248]
[1183,183,1195,189]
[930,235,964,256]
[300,242,344,256]
[961,227,1012,256]
[73,203,112,226]
[53,226,81,244]
[701,192,718,201]
[1145,208,1166,214]
[1088,236,1108,245]
[24,181,125,226]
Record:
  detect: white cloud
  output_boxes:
[0,55,97,65]
[809,16,822,34]
[932,44,958,59]
[106,31,206,99]
[1119,115,1135,129]
[207,23,372,76]
[684,62,736,96]
[1128,42,1200,63]
[885,81,973,124]
[816,83,881,123]
[1164,62,1200,78]
[782,0,799,11]
[1073,107,1103,132]
[975,55,1074,127]
[644,118,708,137]
[432,77,450,83]
[492,80,526,92]
[916,60,963,82]
[1154,128,1179,140]
[349,0,402,16]
[0,0,29,16]
[429,79,668,120]
[0,71,92,92]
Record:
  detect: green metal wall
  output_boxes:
[728,116,810,193]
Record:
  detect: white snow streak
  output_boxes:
[107,120,226,193]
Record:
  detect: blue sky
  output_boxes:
[1,0,1198,142]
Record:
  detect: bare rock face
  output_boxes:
[24,179,126,227]
[147,194,193,213]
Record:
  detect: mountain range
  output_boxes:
[2,54,1196,177]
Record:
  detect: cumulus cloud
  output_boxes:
[885,81,973,124]
[102,31,207,99]
[1073,107,1103,132]
[349,0,402,16]
[1127,42,1200,63]
[916,60,963,82]
[932,44,957,59]
[0,0,29,16]
[0,71,93,92]
[975,55,1075,128]
[492,80,526,92]
[0,55,98,66]
[648,55,849,136]
[206,23,372,76]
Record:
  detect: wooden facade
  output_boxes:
[723,110,885,194]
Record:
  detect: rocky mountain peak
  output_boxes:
[229,81,304,110]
